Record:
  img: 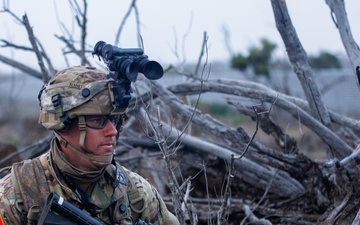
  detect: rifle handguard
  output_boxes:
[37,192,102,225]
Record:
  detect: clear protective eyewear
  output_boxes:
[84,115,121,129]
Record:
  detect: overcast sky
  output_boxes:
[1,0,360,69]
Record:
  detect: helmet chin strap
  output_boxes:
[78,116,87,150]
[54,117,114,168]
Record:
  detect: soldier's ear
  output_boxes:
[57,127,69,135]
[57,118,79,136]
[57,123,76,136]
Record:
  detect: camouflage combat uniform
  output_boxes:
[0,66,179,225]
[0,142,179,225]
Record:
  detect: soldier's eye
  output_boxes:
[85,115,107,128]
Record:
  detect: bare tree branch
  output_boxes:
[270,1,334,156]
[0,54,43,79]
[115,0,137,46]
[22,14,50,83]
[325,0,360,73]
[167,80,353,158]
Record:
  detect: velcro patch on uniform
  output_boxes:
[0,214,5,225]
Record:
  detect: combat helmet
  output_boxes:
[38,66,126,131]
[38,66,129,166]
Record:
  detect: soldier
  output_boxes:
[0,66,179,225]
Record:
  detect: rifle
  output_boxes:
[37,192,151,225]
[37,192,101,225]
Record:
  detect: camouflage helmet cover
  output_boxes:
[38,66,126,130]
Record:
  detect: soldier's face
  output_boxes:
[83,118,118,156]
[60,116,118,170]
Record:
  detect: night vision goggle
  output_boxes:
[92,41,164,109]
